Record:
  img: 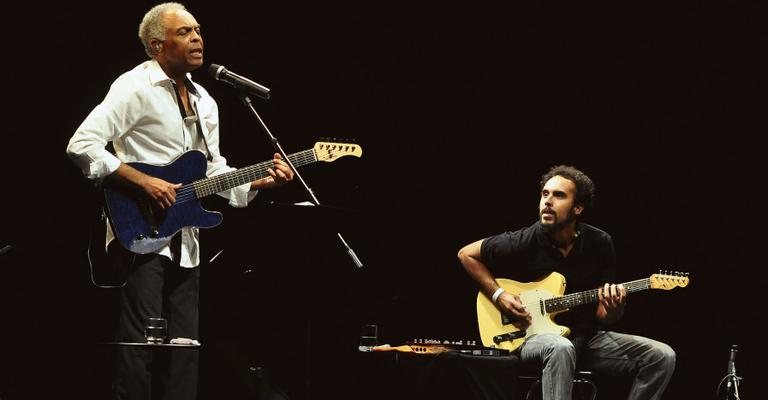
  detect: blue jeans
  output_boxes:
[519,331,675,400]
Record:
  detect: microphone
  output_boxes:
[208,64,271,100]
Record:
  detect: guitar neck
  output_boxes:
[191,148,316,198]
[544,278,651,313]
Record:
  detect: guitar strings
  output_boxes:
[193,149,316,198]
[544,278,651,312]
[170,149,317,205]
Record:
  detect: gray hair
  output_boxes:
[138,2,187,58]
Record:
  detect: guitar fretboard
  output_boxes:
[191,149,316,198]
[543,278,650,313]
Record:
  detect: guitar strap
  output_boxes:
[173,79,213,162]
[191,100,213,162]
[170,231,182,265]
[159,80,210,267]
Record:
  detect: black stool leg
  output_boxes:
[524,378,540,400]
[574,372,597,400]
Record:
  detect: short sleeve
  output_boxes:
[480,230,524,272]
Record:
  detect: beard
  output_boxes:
[539,207,577,233]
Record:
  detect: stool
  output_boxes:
[519,370,597,400]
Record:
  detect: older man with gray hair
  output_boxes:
[67,3,293,399]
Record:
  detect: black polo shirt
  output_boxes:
[480,221,616,337]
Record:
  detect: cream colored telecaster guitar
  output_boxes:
[476,271,689,351]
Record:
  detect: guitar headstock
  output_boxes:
[649,271,690,290]
[406,344,453,354]
[371,343,453,354]
[372,339,482,355]
[314,141,363,162]
[405,339,482,354]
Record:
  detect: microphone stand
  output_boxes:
[721,345,742,400]
[238,91,364,400]
[238,92,364,269]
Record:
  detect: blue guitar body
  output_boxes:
[99,141,362,256]
[103,151,222,254]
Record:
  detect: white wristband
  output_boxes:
[491,287,505,303]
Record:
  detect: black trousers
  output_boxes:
[113,253,200,400]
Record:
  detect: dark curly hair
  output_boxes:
[539,165,595,213]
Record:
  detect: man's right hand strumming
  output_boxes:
[140,176,182,209]
[496,291,532,328]
[112,163,182,209]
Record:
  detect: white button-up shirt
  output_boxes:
[67,60,254,267]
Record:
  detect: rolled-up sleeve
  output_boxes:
[66,77,143,180]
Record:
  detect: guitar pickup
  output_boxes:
[492,330,526,345]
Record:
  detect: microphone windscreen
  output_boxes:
[208,64,224,79]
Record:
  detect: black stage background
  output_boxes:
[0,1,764,399]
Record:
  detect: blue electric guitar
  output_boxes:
[103,141,362,254]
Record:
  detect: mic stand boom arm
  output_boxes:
[239,93,363,269]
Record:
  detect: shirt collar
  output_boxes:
[147,59,201,98]
[535,221,582,251]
